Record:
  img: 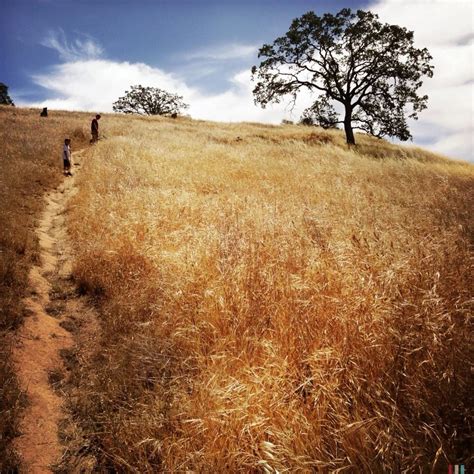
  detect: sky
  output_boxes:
[1,0,473,161]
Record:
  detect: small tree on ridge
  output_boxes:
[113,85,188,116]
[251,9,434,145]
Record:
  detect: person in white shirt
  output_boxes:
[63,138,72,176]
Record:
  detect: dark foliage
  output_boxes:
[113,85,188,116]
[252,9,434,144]
[300,96,339,129]
[0,83,14,106]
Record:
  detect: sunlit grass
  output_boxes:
[63,112,473,470]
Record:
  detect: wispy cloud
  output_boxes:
[41,28,104,61]
[183,43,258,61]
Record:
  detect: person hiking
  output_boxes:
[63,138,73,176]
[90,114,101,143]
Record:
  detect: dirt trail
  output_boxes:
[12,149,87,473]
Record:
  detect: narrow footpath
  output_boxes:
[12,149,91,473]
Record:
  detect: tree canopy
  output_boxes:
[252,9,434,145]
[0,83,14,106]
[113,85,188,116]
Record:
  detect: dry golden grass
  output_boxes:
[0,106,89,471]
[1,106,468,471]
[63,112,474,471]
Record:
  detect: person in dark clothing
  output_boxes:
[90,114,101,143]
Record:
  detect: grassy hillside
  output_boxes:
[0,107,89,470]
[1,107,472,471]
[63,112,473,471]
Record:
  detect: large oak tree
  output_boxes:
[252,9,434,145]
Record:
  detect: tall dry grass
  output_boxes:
[66,114,473,471]
[0,106,89,471]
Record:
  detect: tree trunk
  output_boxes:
[344,105,356,145]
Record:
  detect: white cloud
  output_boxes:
[24,59,301,123]
[183,43,258,61]
[28,59,191,112]
[373,0,473,46]
[369,0,474,160]
[41,28,104,61]
[27,32,294,121]
[189,70,307,123]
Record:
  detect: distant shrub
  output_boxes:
[0,83,14,106]
[303,132,333,145]
[71,127,87,141]
[299,116,314,126]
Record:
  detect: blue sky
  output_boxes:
[2,0,365,99]
[1,0,473,161]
